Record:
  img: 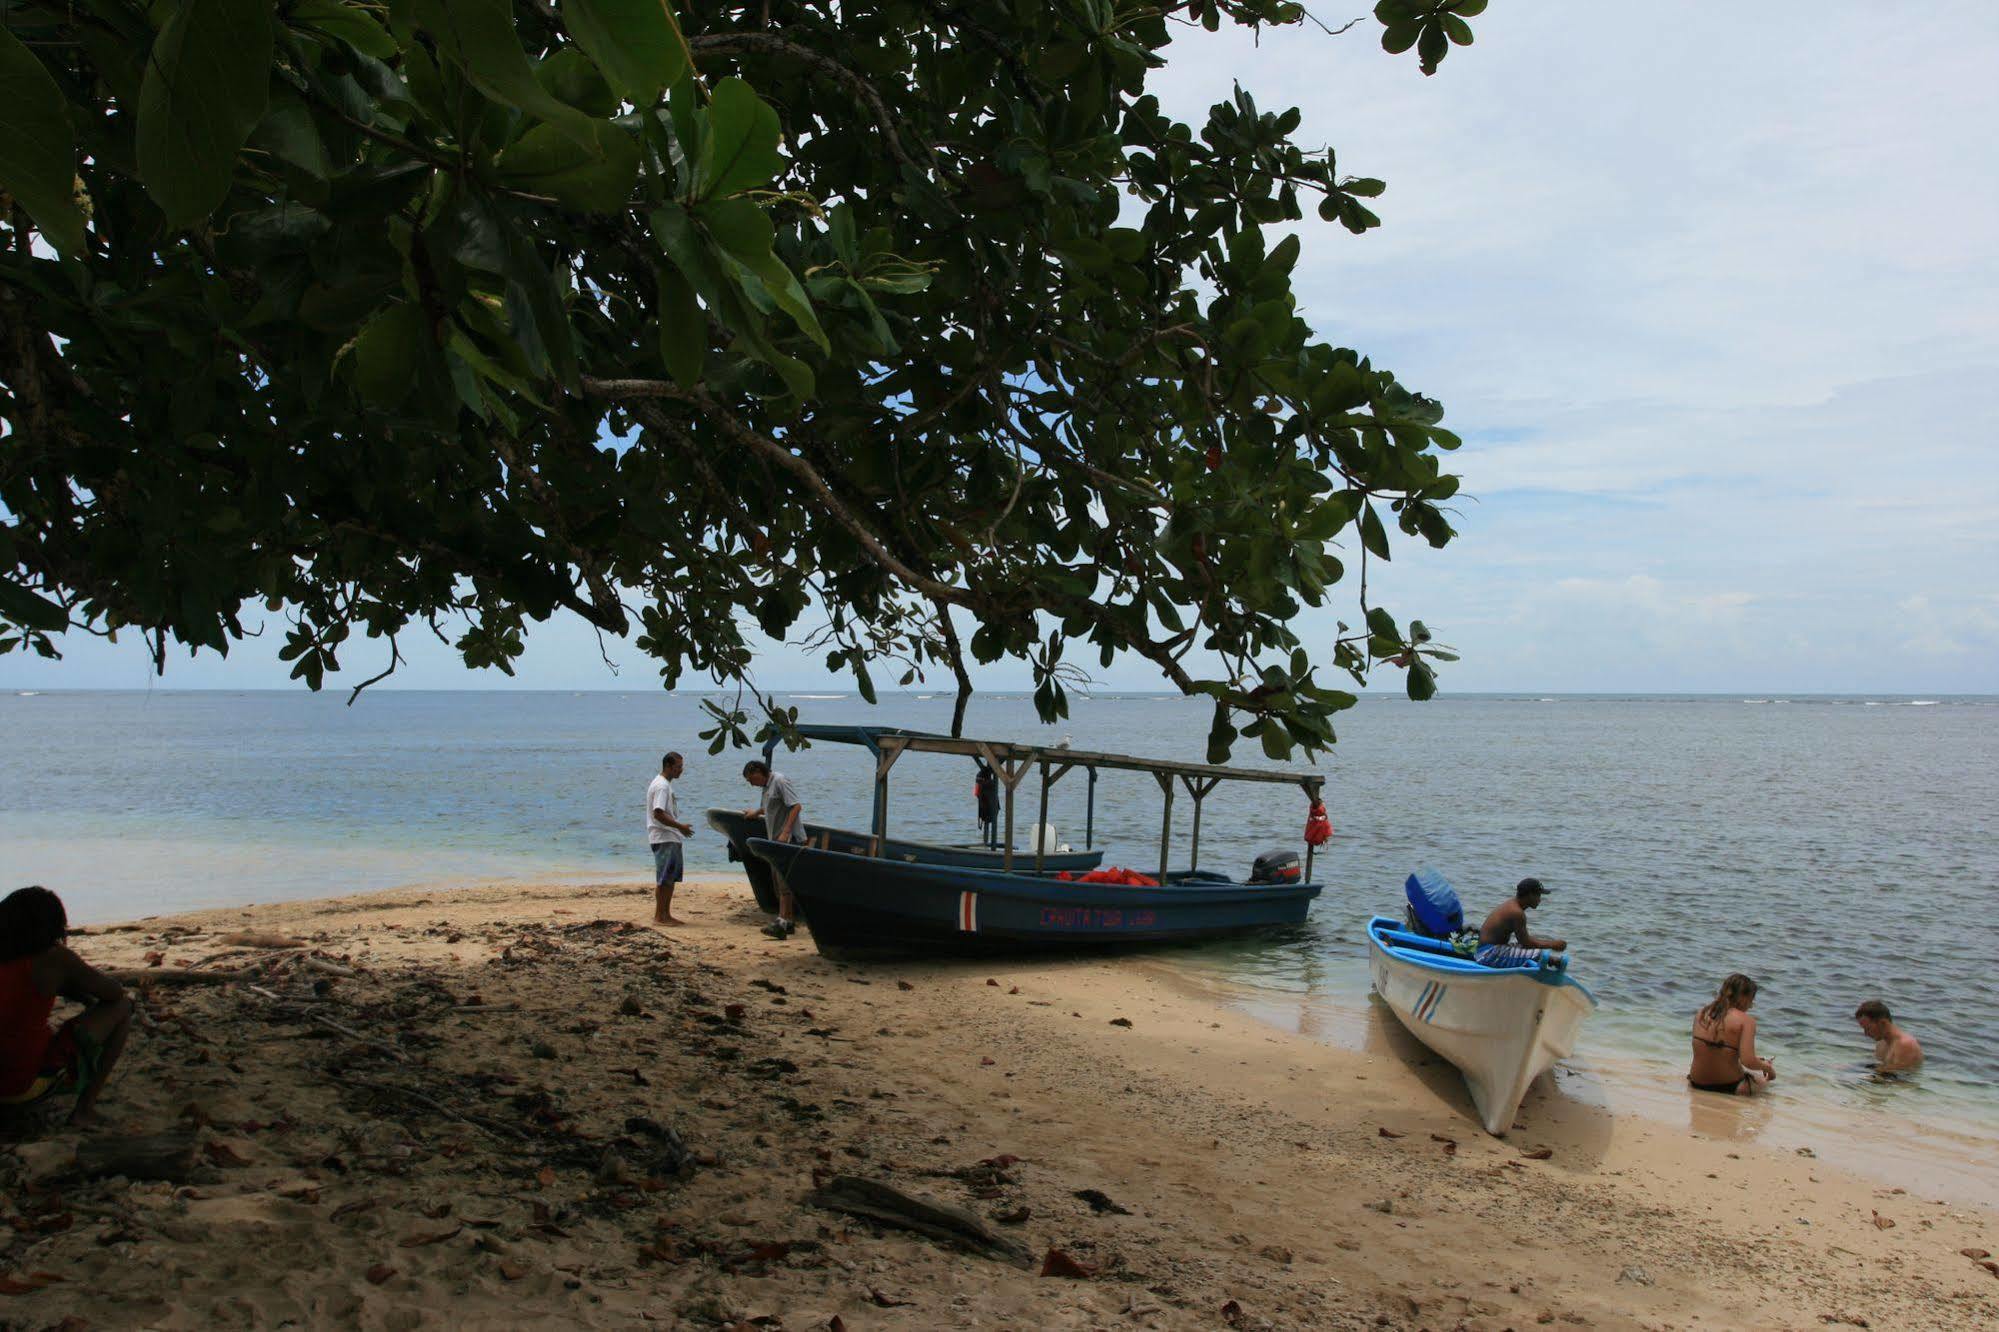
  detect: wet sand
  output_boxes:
[2,874,1992,1330]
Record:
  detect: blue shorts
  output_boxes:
[651,841,683,888]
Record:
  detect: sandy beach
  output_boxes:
[2,873,1992,1331]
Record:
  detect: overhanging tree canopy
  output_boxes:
[0,0,1480,760]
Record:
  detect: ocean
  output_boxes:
[4,688,1995,1182]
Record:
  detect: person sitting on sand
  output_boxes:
[742,760,805,940]
[0,886,135,1125]
[647,752,695,926]
[1688,972,1776,1096]
[1854,999,1923,1074]
[1475,877,1566,967]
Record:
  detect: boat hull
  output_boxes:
[703,808,1102,914]
[1365,915,1596,1135]
[747,838,1320,957]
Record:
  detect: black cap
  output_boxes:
[1517,877,1546,895]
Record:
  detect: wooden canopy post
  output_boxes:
[978,743,1031,871]
[1181,775,1220,871]
[1034,758,1051,873]
[871,744,906,856]
[1154,771,1175,883]
[1084,766,1098,848]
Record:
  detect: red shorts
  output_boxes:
[0,1018,89,1106]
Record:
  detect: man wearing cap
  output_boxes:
[1475,877,1566,968]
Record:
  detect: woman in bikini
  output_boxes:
[1688,972,1777,1096]
[0,886,135,1125]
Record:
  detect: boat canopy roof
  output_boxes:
[791,723,1323,795]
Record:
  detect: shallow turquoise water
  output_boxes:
[3,688,1994,1137]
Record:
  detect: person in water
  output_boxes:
[0,886,135,1125]
[742,760,804,940]
[1688,972,1776,1095]
[1854,999,1923,1074]
[1475,877,1566,967]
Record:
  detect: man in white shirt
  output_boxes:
[742,759,804,939]
[647,753,694,925]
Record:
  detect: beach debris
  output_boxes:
[1260,1244,1294,1266]
[1008,986,1020,994]
[74,1130,199,1183]
[398,1225,462,1247]
[1819,1317,1870,1328]
[0,1272,65,1295]
[1108,1017,1133,1028]
[1617,1266,1652,1285]
[617,990,645,1016]
[1221,1299,1246,1327]
[1377,1126,1405,1138]
[1040,1247,1096,1278]
[331,1199,376,1222]
[365,1264,395,1285]
[1364,1199,1393,1215]
[980,1056,997,1066]
[1520,1146,1554,1160]
[897,980,915,991]
[805,1175,1033,1266]
[1074,1189,1131,1216]
[1430,1134,1458,1155]
[865,1287,912,1307]
[994,1205,1031,1225]
[219,932,306,949]
[987,978,1000,986]
[1869,1211,1896,1230]
[498,1260,530,1281]
[1796,1146,1817,1157]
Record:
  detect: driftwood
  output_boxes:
[348,1080,526,1142]
[298,956,357,979]
[74,1130,199,1183]
[218,932,306,949]
[805,1175,1033,1267]
[308,1015,408,1062]
[107,967,258,987]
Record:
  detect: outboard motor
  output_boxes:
[1249,849,1302,885]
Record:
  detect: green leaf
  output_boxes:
[1442,14,1476,45]
[135,0,275,227]
[290,0,398,59]
[1380,21,1420,55]
[0,25,87,254]
[656,264,706,387]
[536,47,619,117]
[1405,658,1437,702]
[346,302,428,407]
[413,0,586,129]
[700,198,828,351]
[497,120,640,212]
[1417,21,1450,74]
[1358,502,1391,560]
[696,78,783,200]
[1205,706,1239,764]
[563,0,690,104]
[0,580,69,633]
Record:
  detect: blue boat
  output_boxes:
[748,840,1319,955]
[741,726,1329,957]
[1366,910,1597,1134]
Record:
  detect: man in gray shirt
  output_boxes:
[742,759,805,938]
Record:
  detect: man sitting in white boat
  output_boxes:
[1474,877,1567,969]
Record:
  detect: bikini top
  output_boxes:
[1692,1016,1739,1051]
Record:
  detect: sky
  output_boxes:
[7,3,1996,695]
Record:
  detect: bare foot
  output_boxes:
[653,915,687,927]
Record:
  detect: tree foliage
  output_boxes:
[0,0,1480,760]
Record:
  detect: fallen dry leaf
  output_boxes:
[365,1265,395,1286]
[0,1272,64,1295]
[986,978,1000,986]
[979,1056,996,1066]
[1378,1127,1405,1139]
[498,1260,529,1281]
[331,1199,377,1221]
[398,1225,463,1247]
[1520,1147,1554,1161]
[536,1166,556,1188]
[994,1205,1031,1225]
[828,1317,847,1332]
[1870,1212,1895,1230]
[143,951,165,967]
[724,1003,747,1022]
[1108,1017,1133,1028]
[896,980,915,991]
[1960,1248,1991,1260]
[866,1287,912,1307]
[1430,1134,1458,1155]
[422,1202,453,1220]
[1008,986,1020,994]
[1221,1298,1245,1327]
[202,1141,249,1167]
[1040,1247,1097,1279]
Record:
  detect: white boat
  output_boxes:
[1366,914,1597,1135]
